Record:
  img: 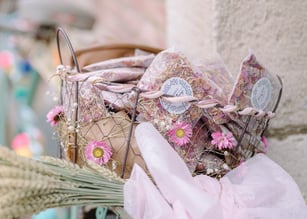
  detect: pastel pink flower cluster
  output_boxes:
[211,131,236,150]
[85,140,112,165]
[46,105,64,127]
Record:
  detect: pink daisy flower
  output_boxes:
[167,122,192,146]
[85,141,112,165]
[211,131,236,150]
[46,105,64,127]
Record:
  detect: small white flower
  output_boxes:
[207,168,213,174]
[68,125,74,132]
[222,164,230,170]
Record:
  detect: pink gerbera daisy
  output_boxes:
[46,105,64,127]
[85,141,112,165]
[167,122,192,146]
[211,131,236,150]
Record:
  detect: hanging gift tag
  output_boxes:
[229,52,282,112]
[251,77,272,110]
[136,49,208,131]
[160,77,193,114]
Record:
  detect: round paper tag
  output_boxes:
[251,77,272,110]
[160,77,193,114]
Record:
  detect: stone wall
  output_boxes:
[167,0,307,196]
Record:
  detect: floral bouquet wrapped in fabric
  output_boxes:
[1,29,307,219]
[49,29,282,180]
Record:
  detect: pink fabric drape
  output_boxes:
[124,122,307,219]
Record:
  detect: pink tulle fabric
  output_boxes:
[124,122,307,219]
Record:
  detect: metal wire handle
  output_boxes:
[56,27,80,164]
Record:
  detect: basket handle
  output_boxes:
[56,27,79,163]
[56,27,81,72]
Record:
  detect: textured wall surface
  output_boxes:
[167,0,307,196]
[166,0,217,60]
[268,135,307,198]
[167,0,307,133]
[215,0,307,134]
[91,0,166,48]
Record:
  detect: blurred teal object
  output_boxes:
[70,206,79,219]
[96,207,108,219]
[32,208,70,219]
[0,71,9,145]
[11,59,41,138]
[14,59,40,106]
[32,208,56,219]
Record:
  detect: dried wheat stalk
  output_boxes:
[0,146,125,219]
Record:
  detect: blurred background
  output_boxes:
[0,0,166,157]
[0,1,165,218]
[0,0,307,218]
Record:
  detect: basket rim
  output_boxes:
[74,43,162,57]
